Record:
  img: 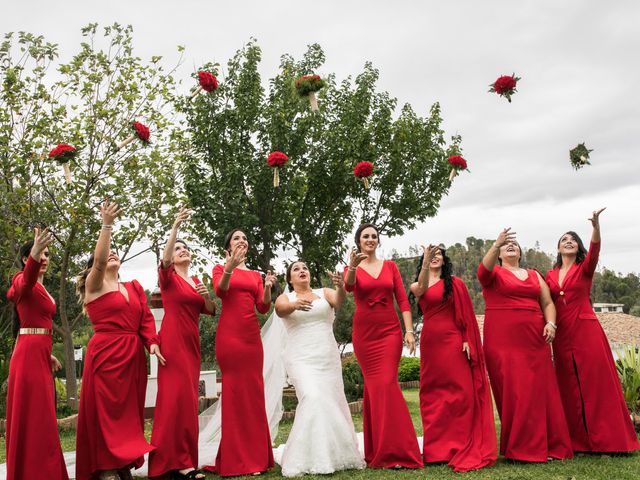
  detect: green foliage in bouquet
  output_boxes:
[294,74,326,96]
[569,142,593,170]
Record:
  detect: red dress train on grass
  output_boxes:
[149,265,215,478]
[75,280,160,480]
[418,276,497,471]
[206,265,274,477]
[478,263,573,461]
[344,260,422,468]
[546,241,640,453]
[5,256,68,480]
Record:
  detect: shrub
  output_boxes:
[616,345,640,414]
[342,354,364,402]
[398,356,420,382]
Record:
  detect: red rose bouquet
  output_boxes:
[353,161,374,189]
[191,71,219,99]
[447,155,468,182]
[48,143,77,184]
[267,151,289,187]
[294,74,326,111]
[116,121,151,150]
[489,74,520,102]
[569,143,593,170]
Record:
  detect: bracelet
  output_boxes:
[546,322,557,330]
[101,224,113,230]
[348,267,356,272]
[406,330,414,334]
[223,270,233,275]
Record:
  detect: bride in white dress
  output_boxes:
[273,260,365,477]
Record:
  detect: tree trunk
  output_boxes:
[61,327,78,409]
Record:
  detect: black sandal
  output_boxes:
[171,469,207,479]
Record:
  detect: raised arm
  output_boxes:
[481,227,516,272]
[589,207,605,244]
[584,208,605,277]
[22,228,54,290]
[85,201,120,296]
[162,207,190,268]
[409,244,438,299]
[216,244,247,293]
[255,271,275,314]
[344,247,368,290]
[324,271,346,310]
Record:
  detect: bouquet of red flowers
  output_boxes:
[191,71,219,99]
[267,151,289,187]
[447,155,468,182]
[48,143,77,184]
[489,74,520,102]
[116,121,151,150]
[569,143,593,170]
[294,74,326,111]
[353,161,374,189]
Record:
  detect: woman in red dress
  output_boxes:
[344,223,422,469]
[478,228,573,462]
[149,208,216,480]
[75,201,166,480]
[410,245,497,472]
[546,208,639,453]
[208,229,276,476]
[5,229,68,480]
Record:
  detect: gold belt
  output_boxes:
[19,328,52,335]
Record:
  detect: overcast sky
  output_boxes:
[3,0,639,289]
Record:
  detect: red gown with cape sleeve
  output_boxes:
[5,256,69,480]
[75,280,159,480]
[418,276,497,472]
[546,241,640,452]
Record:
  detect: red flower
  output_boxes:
[198,71,219,92]
[132,122,150,144]
[353,161,374,178]
[267,151,289,167]
[493,75,517,94]
[447,155,467,170]
[48,143,76,160]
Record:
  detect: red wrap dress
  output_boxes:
[478,263,573,461]
[344,260,422,468]
[207,265,274,477]
[546,241,640,453]
[5,256,68,480]
[149,265,215,477]
[418,276,497,471]
[75,280,160,480]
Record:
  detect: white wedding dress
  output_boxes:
[273,288,365,477]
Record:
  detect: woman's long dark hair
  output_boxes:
[76,254,95,303]
[12,240,35,337]
[223,228,247,254]
[553,231,587,269]
[410,246,453,318]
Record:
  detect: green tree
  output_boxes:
[0,24,183,407]
[181,41,457,284]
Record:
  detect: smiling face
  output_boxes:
[498,241,521,265]
[172,240,191,266]
[358,227,379,254]
[287,261,311,290]
[558,232,579,256]
[106,250,122,272]
[227,229,249,253]
[429,249,444,270]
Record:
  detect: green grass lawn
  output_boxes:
[2,389,639,479]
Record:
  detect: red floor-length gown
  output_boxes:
[76,280,159,480]
[5,256,69,480]
[418,276,497,471]
[207,265,274,476]
[149,265,215,478]
[546,241,640,452]
[478,263,573,461]
[344,260,422,468]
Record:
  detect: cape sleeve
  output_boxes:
[452,277,481,361]
[391,261,411,313]
[132,280,160,349]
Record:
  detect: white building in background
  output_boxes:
[593,303,625,313]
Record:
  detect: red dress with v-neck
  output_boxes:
[5,256,69,480]
[149,265,215,477]
[478,263,573,461]
[344,260,422,468]
[546,241,639,452]
[76,281,160,480]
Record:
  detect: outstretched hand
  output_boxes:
[100,200,121,226]
[173,207,191,230]
[495,227,517,248]
[421,244,439,266]
[264,270,277,289]
[328,271,344,289]
[32,227,54,255]
[349,247,368,269]
[588,207,606,228]
[225,244,247,270]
